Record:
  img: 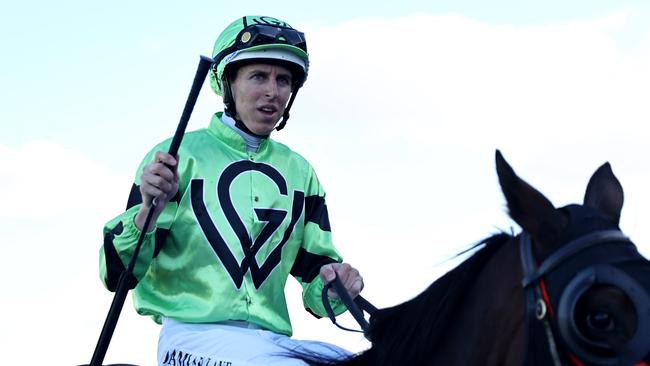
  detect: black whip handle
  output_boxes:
[86,55,214,366]
[168,55,214,157]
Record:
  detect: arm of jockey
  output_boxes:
[100,146,181,291]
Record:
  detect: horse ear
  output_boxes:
[495,150,563,246]
[583,162,623,225]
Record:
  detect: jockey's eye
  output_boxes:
[586,311,615,332]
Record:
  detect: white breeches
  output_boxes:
[158,318,352,366]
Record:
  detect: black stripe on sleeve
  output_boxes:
[103,222,138,291]
[304,195,331,231]
[290,247,337,283]
[153,228,170,258]
[305,307,323,319]
[126,184,142,210]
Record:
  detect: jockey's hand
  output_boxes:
[320,262,364,299]
[135,151,179,232]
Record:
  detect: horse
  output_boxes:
[299,150,650,366]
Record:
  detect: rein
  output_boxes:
[321,230,649,365]
[322,276,378,335]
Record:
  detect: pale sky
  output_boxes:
[1,1,649,365]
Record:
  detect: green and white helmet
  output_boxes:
[210,16,309,130]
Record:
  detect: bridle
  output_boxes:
[519,229,650,365]
[321,228,650,365]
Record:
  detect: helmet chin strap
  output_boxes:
[275,87,299,131]
[221,78,265,137]
[222,77,239,120]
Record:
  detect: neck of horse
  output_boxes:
[344,235,526,366]
[434,236,525,365]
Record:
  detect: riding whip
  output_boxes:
[86,55,214,366]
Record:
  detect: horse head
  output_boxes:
[301,150,650,366]
[496,149,650,365]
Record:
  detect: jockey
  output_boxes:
[99,15,364,365]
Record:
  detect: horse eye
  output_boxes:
[586,312,615,331]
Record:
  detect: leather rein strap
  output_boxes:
[322,231,648,365]
[322,276,378,334]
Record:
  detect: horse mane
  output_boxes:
[294,233,513,366]
[359,232,513,365]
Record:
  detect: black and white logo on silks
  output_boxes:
[191,160,303,289]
